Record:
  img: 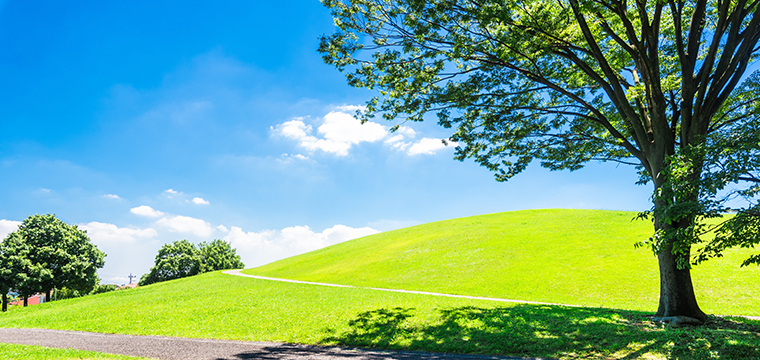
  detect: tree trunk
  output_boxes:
[651,186,707,323]
[649,156,708,325]
[1,293,6,312]
[23,296,27,307]
[655,241,707,323]
[46,290,51,303]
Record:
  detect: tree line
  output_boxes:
[138,239,245,286]
[1,214,246,311]
[0,214,104,312]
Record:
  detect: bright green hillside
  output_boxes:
[1,272,758,360]
[245,209,760,316]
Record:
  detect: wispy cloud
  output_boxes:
[103,194,121,200]
[191,197,210,205]
[408,138,453,155]
[223,224,379,267]
[80,222,158,244]
[155,215,215,237]
[274,108,457,157]
[130,205,165,218]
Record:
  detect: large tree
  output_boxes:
[0,233,31,311]
[319,0,760,324]
[14,214,105,301]
[0,231,51,309]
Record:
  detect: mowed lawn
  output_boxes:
[245,209,760,316]
[2,209,759,359]
[0,343,151,360]
[0,272,758,360]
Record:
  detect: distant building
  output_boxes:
[8,294,45,307]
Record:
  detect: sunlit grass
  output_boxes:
[0,272,758,359]
[0,343,152,360]
[245,209,760,316]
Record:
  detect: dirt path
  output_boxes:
[0,328,545,360]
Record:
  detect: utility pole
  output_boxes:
[128,273,136,284]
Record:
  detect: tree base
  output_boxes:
[652,315,704,327]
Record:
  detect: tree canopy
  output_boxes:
[0,214,105,310]
[199,239,245,273]
[139,239,244,286]
[319,0,760,324]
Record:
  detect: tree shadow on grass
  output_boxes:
[320,304,760,360]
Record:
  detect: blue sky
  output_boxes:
[0,1,651,284]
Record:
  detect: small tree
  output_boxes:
[139,240,202,286]
[140,239,245,286]
[199,239,245,272]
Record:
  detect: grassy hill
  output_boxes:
[1,209,759,359]
[1,272,758,360]
[244,209,760,316]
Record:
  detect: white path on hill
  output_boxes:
[222,270,760,321]
[222,269,578,307]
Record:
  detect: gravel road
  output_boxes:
[0,328,551,360]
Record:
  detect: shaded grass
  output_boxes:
[0,343,152,359]
[244,209,760,316]
[1,272,758,359]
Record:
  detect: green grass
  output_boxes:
[244,209,760,316]
[0,343,152,359]
[2,209,759,359]
[0,272,758,360]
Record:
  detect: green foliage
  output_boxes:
[246,210,760,316]
[91,284,118,295]
[0,232,39,301]
[52,287,85,301]
[0,214,104,309]
[198,239,244,273]
[139,240,201,286]
[319,0,760,315]
[139,239,244,286]
[11,214,105,295]
[0,272,757,360]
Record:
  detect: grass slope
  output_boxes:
[0,272,758,360]
[245,209,760,316]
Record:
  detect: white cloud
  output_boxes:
[155,215,215,237]
[384,125,417,151]
[130,205,165,218]
[192,197,210,205]
[407,138,457,155]
[333,104,366,112]
[0,220,21,239]
[80,222,158,244]
[164,189,179,196]
[278,153,309,162]
[273,110,387,156]
[319,111,387,143]
[103,194,121,200]
[222,224,379,267]
[275,111,455,157]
